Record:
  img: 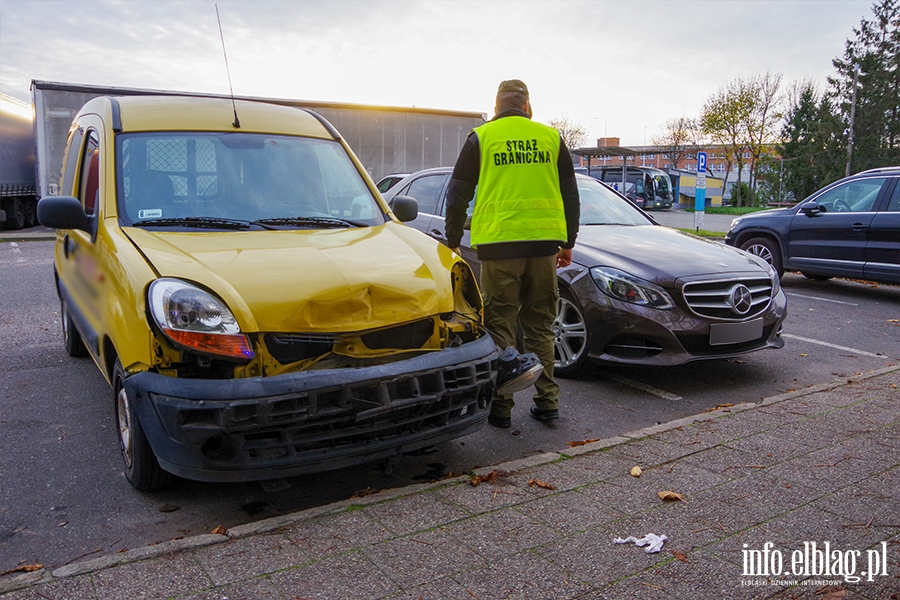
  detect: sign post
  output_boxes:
[694,151,707,232]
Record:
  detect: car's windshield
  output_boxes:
[577,178,655,226]
[117,132,384,228]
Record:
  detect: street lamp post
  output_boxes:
[845,63,860,178]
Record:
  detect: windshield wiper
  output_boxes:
[252,216,358,228]
[134,217,253,230]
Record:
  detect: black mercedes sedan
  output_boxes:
[384,169,787,375]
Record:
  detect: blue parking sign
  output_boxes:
[697,151,707,174]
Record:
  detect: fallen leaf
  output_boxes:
[888,319,899,323]
[469,470,498,486]
[800,353,808,357]
[673,550,689,562]
[567,438,601,447]
[0,564,43,577]
[351,487,381,498]
[158,504,180,513]
[630,466,642,477]
[210,525,227,535]
[528,478,556,490]
[657,490,684,502]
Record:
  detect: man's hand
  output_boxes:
[449,247,462,256]
[556,248,573,268]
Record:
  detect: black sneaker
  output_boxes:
[530,406,559,423]
[495,347,543,396]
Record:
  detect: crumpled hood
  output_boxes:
[572,225,771,285]
[124,223,455,332]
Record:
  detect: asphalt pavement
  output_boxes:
[2,365,898,599]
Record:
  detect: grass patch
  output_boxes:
[674,227,726,239]
[683,206,773,215]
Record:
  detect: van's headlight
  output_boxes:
[148,278,253,360]
[590,266,675,309]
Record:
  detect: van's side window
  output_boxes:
[78,131,100,215]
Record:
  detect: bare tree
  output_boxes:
[651,116,703,169]
[547,114,588,150]
[746,72,784,190]
[701,78,756,206]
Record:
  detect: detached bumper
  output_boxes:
[123,334,498,482]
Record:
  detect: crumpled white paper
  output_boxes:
[613,533,668,553]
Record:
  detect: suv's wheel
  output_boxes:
[61,298,88,357]
[740,236,784,277]
[553,288,590,378]
[113,359,173,491]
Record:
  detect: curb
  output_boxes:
[2,364,898,595]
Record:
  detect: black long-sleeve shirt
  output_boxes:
[444,109,580,261]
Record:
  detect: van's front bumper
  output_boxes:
[123,334,498,482]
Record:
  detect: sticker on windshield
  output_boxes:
[138,209,163,219]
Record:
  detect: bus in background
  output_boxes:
[575,165,674,210]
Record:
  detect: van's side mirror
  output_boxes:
[390,196,418,222]
[38,196,95,234]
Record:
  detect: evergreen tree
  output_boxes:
[829,0,900,172]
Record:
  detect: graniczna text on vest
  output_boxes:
[493,138,554,166]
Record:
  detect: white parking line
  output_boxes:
[782,333,884,358]
[785,292,858,306]
[604,373,683,401]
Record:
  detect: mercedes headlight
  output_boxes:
[590,266,675,309]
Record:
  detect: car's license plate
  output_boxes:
[709,318,764,345]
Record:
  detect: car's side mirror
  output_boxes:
[390,195,418,222]
[38,195,95,234]
[798,201,823,217]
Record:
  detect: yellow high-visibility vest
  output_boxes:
[471,116,567,248]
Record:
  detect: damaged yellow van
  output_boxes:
[38,95,501,490]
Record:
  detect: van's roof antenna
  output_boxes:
[215,4,240,129]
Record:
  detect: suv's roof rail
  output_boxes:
[856,166,900,175]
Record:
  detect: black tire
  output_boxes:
[4,198,26,230]
[23,199,36,228]
[61,298,88,357]
[113,359,173,491]
[801,272,832,281]
[740,236,784,278]
[553,288,590,378]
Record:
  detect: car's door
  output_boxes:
[55,117,105,359]
[394,172,448,240]
[865,177,900,284]
[787,177,886,278]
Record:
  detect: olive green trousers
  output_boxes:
[480,255,560,418]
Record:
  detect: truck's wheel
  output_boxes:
[113,359,173,491]
[553,288,590,378]
[61,298,88,357]
[23,199,36,228]
[4,198,26,230]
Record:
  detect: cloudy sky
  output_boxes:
[0,0,875,146]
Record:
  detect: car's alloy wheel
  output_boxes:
[113,359,173,491]
[740,236,784,277]
[553,288,589,377]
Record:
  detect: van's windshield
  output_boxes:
[116,132,385,228]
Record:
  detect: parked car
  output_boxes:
[384,168,787,375]
[725,167,900,285]
[374,173,409,194]
[38,96,502,490]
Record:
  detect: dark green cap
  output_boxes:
[497,79,529,97]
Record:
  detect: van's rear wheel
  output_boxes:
[113,359,173,491]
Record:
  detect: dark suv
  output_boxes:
[725,167,900,285]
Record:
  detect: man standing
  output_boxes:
[445,79,580,428]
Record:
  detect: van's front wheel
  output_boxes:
[113,359,173,491]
